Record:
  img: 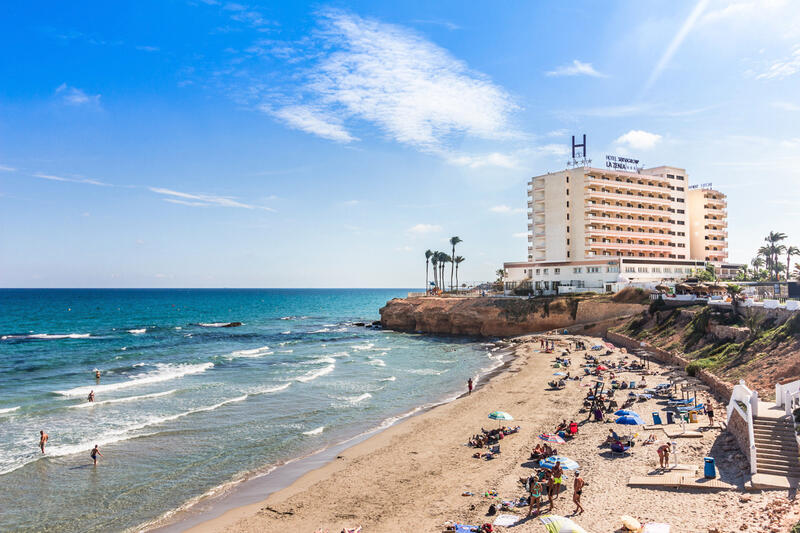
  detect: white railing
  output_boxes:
[727,380,758,474]
[776,379,800,416]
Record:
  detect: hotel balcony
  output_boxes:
[585,174,670,195]
[585,188,673,207]
[705,228,728,238]
[586,203,672,218]
[588,241,675,253]
[704,196,727,207]
[586,228,672,243]
[585,214,672,230]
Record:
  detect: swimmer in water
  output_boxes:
[87,390,95,402]
[90,445,102,466]
[39,430,48,454]
[95,370,101,380]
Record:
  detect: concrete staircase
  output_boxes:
[753,415,800,478]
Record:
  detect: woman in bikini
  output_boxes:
[528,477,543,516]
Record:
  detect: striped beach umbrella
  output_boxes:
[538,455,579,470]
[539,514,588,533]
[488,411,513,421]
[539,433,566,444]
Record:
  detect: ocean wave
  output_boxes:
[301,356,336,366]
[296,364,335,383]
[281,331,291,335]
[175,326,182,330]
[309,328,330,333]
[278,349,293,353]
[432,359,456,364]
[329,351,350,358]
[347,393,371,404]
[302,426,324,435]
[252,383,292,395]
[53,362,214,397]
[366,359,386,367]
[0,394,248,476]
[1,333,91,341]
[226,346,272,359]
[406,368,444,375]
[379,376,396,382]
[128,328,147,335]
[351,342,374,351]
[69,389,176,408]
[133,362,146,367]
[198,322,242,328]
[0,406,20,415]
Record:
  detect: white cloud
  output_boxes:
[644,0,711,93]
[0,164,15,172]
[33,172,108,186]
[395,245,414,252]
[512,232,528,238]
[266,105,356,143]
[55,83,101,106]
[757,46,800,80]
[536,144,570,157]
[149,187,276,211]
[135,45,160,52]
[490,205,525,214]
[545,60,606,78]
[772,101,800,111]
[446,151,517,169]
[407,223,442,234]
[615,130,663,150]
[269,10,518,156]
[340,199,360,206]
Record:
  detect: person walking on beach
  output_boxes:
[706,399,715,427]
[572,471,585,515]
[87,390,95,402]
[545,470,555,510]
[39,430,48,454]
[657,443,670,469]
[552,461,563,499]
[90,445,102,466]
[467,377,473,395]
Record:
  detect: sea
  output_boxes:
[0,289,504,532]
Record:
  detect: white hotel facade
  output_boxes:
[503,163,729,295]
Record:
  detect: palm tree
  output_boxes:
[431,252,440,289]
[726,284,743,314]
[786,246,799,281]
[424,250,433,294]
[440,253,451,290]
[750,256,764,281]
[449,236,462,291]
[794,264,800,282]
[454,256,465,291]
[764,232,787,280]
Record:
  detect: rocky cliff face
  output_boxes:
[379,296,647,337]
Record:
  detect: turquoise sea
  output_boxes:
[0,289,501,532]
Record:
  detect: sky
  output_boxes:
[1,0,799,288]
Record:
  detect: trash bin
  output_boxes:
[704,457,716,478]
[652,412,662,425]
[666,411,674,424]
[689,411,698,423]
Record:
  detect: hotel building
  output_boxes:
[504,164,728,295]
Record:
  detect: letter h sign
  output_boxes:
[572,135,586,159]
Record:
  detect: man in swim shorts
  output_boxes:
[39,430,48,454]
[467,377,473,395]
[552,461,563,499]
[573,471,585,514]
[87,390,95,402]
[90,445,103,466]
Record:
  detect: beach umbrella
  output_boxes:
[539,433,566,444]
[596,365,608,371]
[488,411,513,421]
[539,514,588,533]
[616,414,645,425]
[614,409,638,417]
[553,372,567,376]
[539,455,579,470]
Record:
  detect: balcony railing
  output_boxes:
[585,189,673,207]
[585,214,672,229]
[585,175,669,195]
[586,229,672,242]
[588,241,675,253]
[586,203,672,217]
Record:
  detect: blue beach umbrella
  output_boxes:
[488,411,513,421]
[616,414,645,425]
[539,455,579,470]
[614,409,638,417]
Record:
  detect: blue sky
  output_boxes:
[1,0,799,288]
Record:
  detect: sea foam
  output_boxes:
[54,362,214,397]
[296,364,335,383]
[69,389,176,408]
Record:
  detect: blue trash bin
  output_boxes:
[652,412,662,425]
[704,457,716,478]
[666,411,674,424]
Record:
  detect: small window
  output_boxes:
[554,268,561,274]
[567,238,570,245]
[543,268,549,275]
[573,267,582,273]
[567,213,570,220]
[566,201,569,208]
[566,176,569,183]
[535,269,540,275]
[567,226,570,233]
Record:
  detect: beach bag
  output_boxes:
[480,524,493,533]
[487,504,497,516]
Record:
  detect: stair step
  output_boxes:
[757,468,800,477]
[759,448,800,457]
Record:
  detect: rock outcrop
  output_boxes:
[379,296,647,337]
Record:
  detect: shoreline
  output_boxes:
[144,343,518,532]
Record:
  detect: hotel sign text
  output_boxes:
[605,155,640,172]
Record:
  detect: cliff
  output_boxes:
[379,296,647,337]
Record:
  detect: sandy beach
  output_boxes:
[183,334,798,533]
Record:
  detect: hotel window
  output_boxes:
[678,243,685,247]
[587,267,600,273]
[677,175,684,180]
[567,239,570,245]
[607,266,619,273]
[554,268,560,274]
[573,267,582,273]
[567,213,570,220]
[652,267,661,273]
[677,231,685,236]
[677,209,685,214]
[567,226,570,233]
[543,268,549,274]
[566,189,570,196]
[566,176,569,183]
[625,267,636,273]
[638,267,649,273]
[663,267,672,273]
[566,201,569,207]
[535,269,540,275]
[677,198,684,203]
[667,174,675,179]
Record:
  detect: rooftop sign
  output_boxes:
[605,155,641,172]
[688,183,713,190]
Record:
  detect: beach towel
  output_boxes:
[454,525,479,533]
[493,514,520,527]
[642,524,671,533]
